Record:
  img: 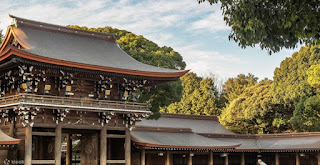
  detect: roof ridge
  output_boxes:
[160,113,219,121]
[9,14,117,42]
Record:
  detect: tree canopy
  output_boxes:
[220,80,279,134]
[198,0,320,54]
[272,45,320,105]
[163,72,221,115]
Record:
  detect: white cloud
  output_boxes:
[189,9,230,33]
[174,44,246,78]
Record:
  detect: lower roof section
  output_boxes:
[0,129,21,145]
[210,136,320,151]
[131,131,240,150]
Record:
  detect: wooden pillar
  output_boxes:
[66,134,72,165]
[208,151,213,165]
[24,125,32,165]
[141,148,145,165]
[55,123,62,165]
[165,150,170,165]
[125,128,131,165]
[225,154,228,165]
[275,153,279,165]
[241,153,245,165]
[296,153,300,165]
[100,126,107,165]
[188,153,192,165]
[317,153,320,165]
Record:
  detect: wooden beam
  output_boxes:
[225,154,228,165]
[100,126,107,165]
[141,148,145,165]
[241,153,245,165]
[275,153,279,165]
[165,150,170,165]
[296,153,300,165]
[31,160,55,164]
[66,134,72,165]
[125,128,131,165]
[107,160,126,163]
[318,153,320,165]
[188,153,192,165]
[55,123,62,165]
[107,134,126,138]
[24,125,32,165]
[208,151,213,165]
[32,132,56,136]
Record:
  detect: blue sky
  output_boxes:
[0,0,300,80]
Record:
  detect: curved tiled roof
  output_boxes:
[0,15,188,78]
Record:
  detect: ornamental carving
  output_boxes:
[14,107,40,127]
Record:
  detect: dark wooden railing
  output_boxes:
[0,94,149,111]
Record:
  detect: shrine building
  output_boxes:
[0,15,320,165]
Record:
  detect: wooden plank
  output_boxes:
[107,160,126,163]
[107,134,126,138]
[32,132,56,136]
[31,160,55,164]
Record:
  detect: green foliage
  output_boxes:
[164,72,221,115]
[222,73,258,103]
[198,0,320,54]
[272,45,320,105]
[219,80,286,134]
[68,25,186,117]
[291,95,320,132]
[307,64,320,90]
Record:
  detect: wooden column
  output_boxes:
[55,122,62,165]
[208,151,213,165]
[296,153,300,165]
[141,148,145,165]
[100,126,107,165]
[24,125,32,165]
[225,154,228,165]
[241,153,245,165]
[125,128,131,165]
[317,153,320,165]
[165,150,170,165]
[66,134,72,165]
[188,153,192,165]
[275,153,280,165]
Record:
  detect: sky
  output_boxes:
[0,0,301,80]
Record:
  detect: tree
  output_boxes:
[307,64,320,90]
[291,95,320,132]
[222,73,258,103]
[219,79,286,134]
[272,45,320,105]
[68,25,186,117]
[164,72,221,115]
[198,0,320,54]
